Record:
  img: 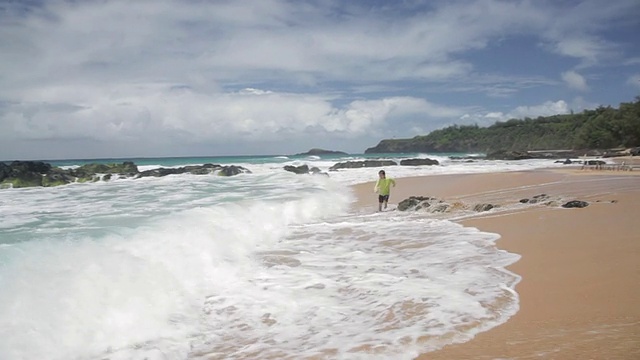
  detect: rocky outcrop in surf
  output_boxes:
[399,158,439,166]
[329,160,398,171]
[283,164,328,176]
[329,158,439,171]
[0,161,252,188]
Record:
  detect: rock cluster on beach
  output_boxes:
[397,193,594,214]
[397,196,498,213]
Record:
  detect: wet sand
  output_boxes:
[352,167,640,359]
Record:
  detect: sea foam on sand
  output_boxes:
[350,168,640,359]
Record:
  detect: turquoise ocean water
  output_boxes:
[0,152,568,359]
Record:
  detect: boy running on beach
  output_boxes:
[374,170,396,211]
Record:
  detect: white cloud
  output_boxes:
[1,1,632,90]
[484,112,506,120]
[627,74,640,89]
[538,0,639,67]
[569,96,598,113]
[509,100,570,119]
[0,0,591,93]
[1,86,327,142]
[2,82,462,147]
[460,100,572,125]
[549,37,609,66]
[561,70,589,91]
[0,0,638,159]
[623,57,640,66]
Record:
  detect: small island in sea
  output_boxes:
[294,148,349,156]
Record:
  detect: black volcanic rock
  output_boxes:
[284,165,310,174]
[1,161,251,188]
[329,160,397,171]
[562,200,589,208]
[400,158,439,166]
[485,150,533,160]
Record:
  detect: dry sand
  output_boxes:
[352,167,640,359]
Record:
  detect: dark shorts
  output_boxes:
[378,194,389,203]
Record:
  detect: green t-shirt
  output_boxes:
[375,178,396,195]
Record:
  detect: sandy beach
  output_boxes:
[352,165,640,359]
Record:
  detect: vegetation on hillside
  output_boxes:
[365,97,640,153]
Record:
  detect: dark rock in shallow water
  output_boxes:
[309,167,326,175]
[138,167,185,177]
[4,172,42,188]
[554,159,574,164]
[472,203,495,212]
[284,165,310,174]
[43,170,77,187]
[397,196,441,211]
[0,161,53,188]
[0,162,10,181]
[218,165,250,176]
[519,194,550,204]
[397,196,499,213]
[399,158,439,166]
[73,161,139,177]
[485,150,533,160]
[329,160,397,171]
[283,165,329,176]
[1,160,251,188]
[138,164,251,178]
[10,161,52,174]
[186,164,218,175]
[562,200,589,208]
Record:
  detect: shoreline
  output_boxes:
[351,167,640,359]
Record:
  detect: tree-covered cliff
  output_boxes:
[365,97,640,154]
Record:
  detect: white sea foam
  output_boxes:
[0,157,528,359]
[257,156,572,186]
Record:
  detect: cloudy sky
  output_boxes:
[1,0,639,160]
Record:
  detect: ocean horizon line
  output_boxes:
[1,153,296,163]
[1,151,480,164]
